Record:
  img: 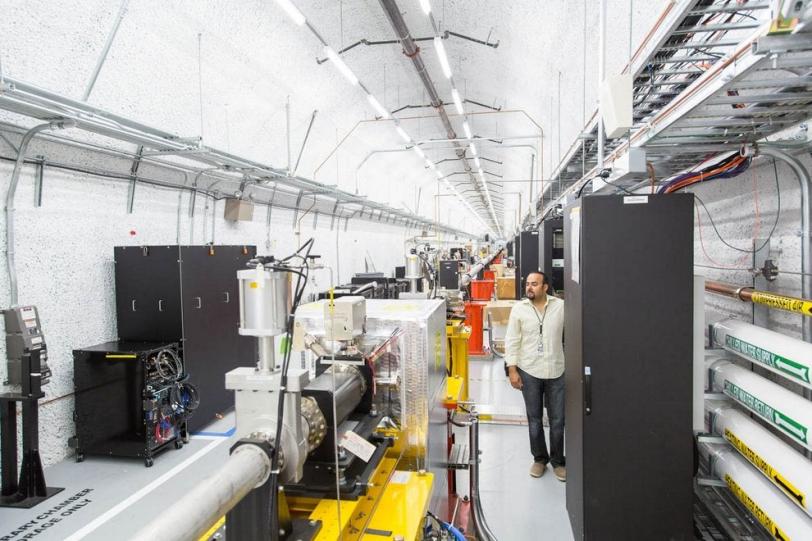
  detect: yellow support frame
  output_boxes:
[446,320,471,401]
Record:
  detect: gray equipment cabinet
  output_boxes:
[563,194,694,540]
[114,245,256,431]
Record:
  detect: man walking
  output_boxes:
[505,271,566,481]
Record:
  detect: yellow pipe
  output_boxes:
[705,280,812,317]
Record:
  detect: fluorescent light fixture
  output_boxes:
[478,168,485,177]
[426,159,435,169]
[419,0,432,15]
[275,0,306,25]
[434,37,452,79]
[473,156,481,169]
[436,169,445,179]
[395,125,411,143]
[367,94,390,119]
[451,89,464,114]
[463,121,472,139]
[413,146,425,160]
[469,143,478,156]
[324,46,359,86]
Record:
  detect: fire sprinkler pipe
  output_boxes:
[707,356,812,452]
[701,444,812,539]
[707,402,812,517]
[712,318,812,390]
[705,280,812,318]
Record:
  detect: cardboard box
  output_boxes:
[490,263,505,278]
[496,277,516,300]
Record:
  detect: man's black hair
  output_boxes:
[526,271,549,288]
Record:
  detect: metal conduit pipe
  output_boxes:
[4,120,73,306]
[128,442,272,541]
[757,147,812,342]
[469,416,498,541]
[705,280,812,318]
[377,0,492,227]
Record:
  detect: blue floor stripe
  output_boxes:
[192,426,236,437]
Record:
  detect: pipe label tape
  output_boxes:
[723,381,809,445]
[724,428,807,509]
[750,291,812,317]
[724,474,791,541]
[724,335,811,384]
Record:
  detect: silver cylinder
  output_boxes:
[127,442,271,541]
[405,253,421,279]
[306,364,366,426]
[238,267,289,337]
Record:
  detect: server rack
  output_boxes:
[72,342,185,467]
[114,245,256,431]
[563,194,694,540]
[540,217,564,293]
[515,230,541,299]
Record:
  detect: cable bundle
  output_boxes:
[657,151,752,194]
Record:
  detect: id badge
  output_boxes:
[537,325,545,355]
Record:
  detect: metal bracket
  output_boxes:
[127,145,144,214]
[33,156,45,207]
[696,476,728,488]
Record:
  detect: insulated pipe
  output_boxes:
[708,403,812,516]
[351,281,377,296]
[712,318,812,390]
[702,444,812,539]
[128,442,272,541]
[460,251,500,288]
[705,280,812,318]
[5,120,73,306]
[708,357,812,451]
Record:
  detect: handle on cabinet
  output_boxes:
[158,299,164,312]
[223,292,230,303]
[194,297,202,309]
[584,366,592,416]
[131,300,137,312]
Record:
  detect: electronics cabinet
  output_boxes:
[564,194,694,540]
[72,342,185,467]
[114,245,256,431]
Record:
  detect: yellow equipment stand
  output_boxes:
[446,320,471,402]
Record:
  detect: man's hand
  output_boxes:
[508,366,522,390]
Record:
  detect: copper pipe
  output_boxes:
[705,280,812,317]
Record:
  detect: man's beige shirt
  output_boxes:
[504,296,565,379]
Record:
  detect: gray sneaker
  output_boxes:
[530,462,546,478]
[554,465,566,482]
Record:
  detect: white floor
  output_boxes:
[463,355,574,541]
[0,357,573,541]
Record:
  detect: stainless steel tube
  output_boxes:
[469,416,498,541]
[128,442,272,541]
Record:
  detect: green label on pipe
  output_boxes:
[723,381,808,444]
[725,335,811,383]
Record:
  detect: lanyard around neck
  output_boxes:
[531,300,548,328]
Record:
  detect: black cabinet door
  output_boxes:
[179,246,224,431]
[115,246,182,341]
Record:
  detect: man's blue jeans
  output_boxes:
[518,368,565,467]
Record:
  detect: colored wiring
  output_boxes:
[657,151,752,194]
